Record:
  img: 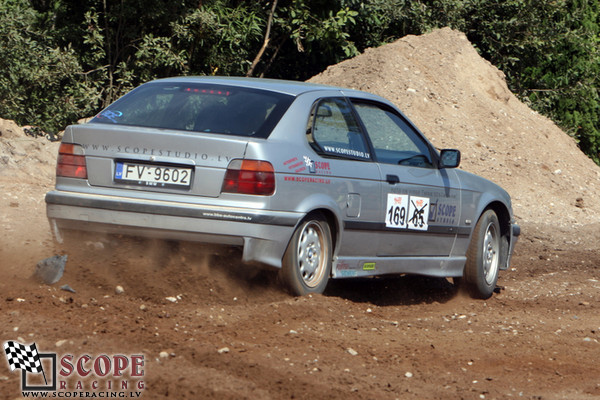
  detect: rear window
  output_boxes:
[91,81,294,138]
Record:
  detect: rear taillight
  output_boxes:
[222,159,275,195]
[56,143,87,179]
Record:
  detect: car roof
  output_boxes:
[154,76,353,97]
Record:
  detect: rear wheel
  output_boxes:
[280,213,332,296]
[463,210,501,299]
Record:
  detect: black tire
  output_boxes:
[280,213,332,296]
[463,210,501,299]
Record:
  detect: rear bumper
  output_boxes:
[45,190,302,268]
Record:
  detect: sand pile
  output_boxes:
[309,27,600,227]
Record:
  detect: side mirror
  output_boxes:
[439,149,461,169]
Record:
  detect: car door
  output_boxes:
[306,97,381,260]
[350,99,462,257]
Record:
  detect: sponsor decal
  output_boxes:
[428,202,458,225]
[304,157,331,175]
[283,176,331,184]
[322,145,370,159]
[386,194,430,231]
[3,341,144,398]
[314,161,331,175]
[284,157,306,173]
[202,212,252,221]
[335,261,358,277]
[435,203,457,224]
[96,110,123,123]
[428,202,437,222]
[285,156,332,175]
[362,262,376,271]
[336,262,352,270]
[80,143,233,163]
[303,156,316,173]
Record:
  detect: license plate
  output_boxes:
[115,162,192,188]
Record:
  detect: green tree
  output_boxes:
[523,0,600,162]
[171,0,265,77]
[262,0,359,79]
[35,0,194,106]
[2,0,599,164]
[457,0,600,163]
[0,0,101,132]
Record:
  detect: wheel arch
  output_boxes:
[279,207,337,295]
[300,208,340,260]
[481,200,512,270]
[289,192,344,259]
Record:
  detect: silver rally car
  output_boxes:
[46,76,519,298]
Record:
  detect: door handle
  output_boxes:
[386,174,400,184]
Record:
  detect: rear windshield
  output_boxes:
[91,81,294,138]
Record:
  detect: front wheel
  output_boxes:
[280,213,332,296]
[463,210,501,299]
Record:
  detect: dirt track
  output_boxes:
[2,28,600,399]
[1,201,600,399]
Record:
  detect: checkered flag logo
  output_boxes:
[3,341,44,374]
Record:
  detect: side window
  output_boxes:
[307,98,370,160]
[352,101,434,168]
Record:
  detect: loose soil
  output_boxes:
[1,28,600,399]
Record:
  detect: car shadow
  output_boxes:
[324,275,460,306]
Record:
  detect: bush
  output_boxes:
[0,0,101,133]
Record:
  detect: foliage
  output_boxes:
[170,1,264,76]
[520,0,600,163]
[1,0,599,163]
[0,0,101,132]
[456,0,600,163]
[250,0,360,78]
[47,0,195,106]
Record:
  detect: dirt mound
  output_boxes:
[309,27,600,227]
[0,118,59,185]
[0,118,23,139]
